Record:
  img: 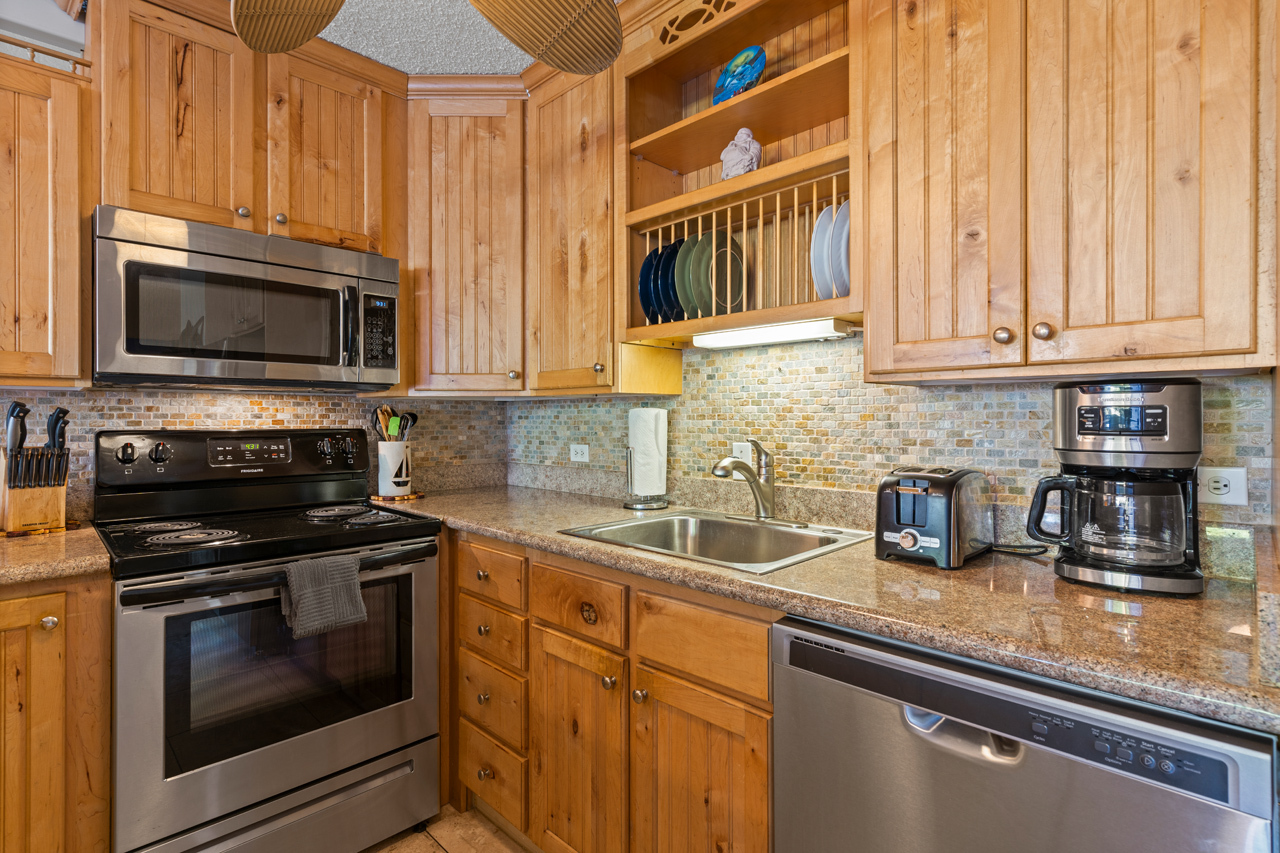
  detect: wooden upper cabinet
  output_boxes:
[99,0,256,229]
[1026,0,1258,364]
[865,0,1025,375]
[267,55,383,253]
[410,96,525,392]
[0,592,67,851]
[0,58,81,380]
[526,69,615,391]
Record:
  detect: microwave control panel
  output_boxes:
[363,294,397,369]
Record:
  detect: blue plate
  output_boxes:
[638,247,662,324]
[657,239,685,322]
[713,46,766,105]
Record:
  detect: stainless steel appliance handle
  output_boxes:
[902,705,1023,766]
[342,285,360,368]
[118,542,437,606]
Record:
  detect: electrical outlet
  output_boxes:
[570,444,589,463]
[731,442,753,481]
[1198,467,1248,507]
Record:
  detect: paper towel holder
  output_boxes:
[624,447,669,511]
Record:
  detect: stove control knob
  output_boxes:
[148,442,172,463]
[342,437,358,458]
[116,442,138,465]
[318,438,335,459]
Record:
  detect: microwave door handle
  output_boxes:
[342,285,359,368]
[118,542,439,606]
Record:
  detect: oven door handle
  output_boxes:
[118,542,438,607]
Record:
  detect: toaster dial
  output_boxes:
[898,530,920,551]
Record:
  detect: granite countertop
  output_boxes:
[380,486,1280,736]
[0,526,110,586]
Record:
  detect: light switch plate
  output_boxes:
[570,444,589,463]
[731,442,752,481]
[1198,467,1248,507]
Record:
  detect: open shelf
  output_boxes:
[629,47,850,176]
[626,299,862,344]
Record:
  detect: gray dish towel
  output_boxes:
[280,554,367,639]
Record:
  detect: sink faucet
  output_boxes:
[713,439,775,520]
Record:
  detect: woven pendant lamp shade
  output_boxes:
[231,0,347,53]
[469,0,623,76]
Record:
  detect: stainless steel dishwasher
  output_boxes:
[773,618,1278,852]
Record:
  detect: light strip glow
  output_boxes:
[691,319,855,350]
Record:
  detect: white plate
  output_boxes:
[810,204,835,300]
[831,201,850,298]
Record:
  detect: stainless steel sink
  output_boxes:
[561,510,872,575]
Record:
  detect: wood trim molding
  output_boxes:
[519,62,560,92]
[408,74,528,100]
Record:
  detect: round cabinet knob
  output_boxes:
[477,624,491,637]
[275,213,288,225]
[148,441,172,463]
[601,676,617,690]
[477,767,494,782]
[39,616,58,631]
[477,692,490,706]
[507,370,519,380]
[632,689,648,704]
[115,442,138,465]
[317,438,335,459]
[236,206,251,218]
[476,569,489,582]
[992,327,1014,345]
[592,363,605,374]
[1032,322,1055,341]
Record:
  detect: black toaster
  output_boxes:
[875,466,994,568]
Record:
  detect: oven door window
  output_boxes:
[163,577,411,778]
[124,262,342,365]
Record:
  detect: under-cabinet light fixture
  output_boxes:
[691,319,855,350]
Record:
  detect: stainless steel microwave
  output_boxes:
[93,206,399,391]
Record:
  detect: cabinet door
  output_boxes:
[0,593,66,851]
[1026,0,1257,363]
[631,666,769,853]
[412,99,524,392]
[99,0,256,229]
[529,626,626,853]
[865,0,1024,374]
[0,59,80,379]
[267,55,383,253]
[526,71,614,390]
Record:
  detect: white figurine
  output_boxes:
[720,127,762,180]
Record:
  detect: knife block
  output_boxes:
[0,452,66,535]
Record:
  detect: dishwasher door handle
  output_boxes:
[902,705,1024,766]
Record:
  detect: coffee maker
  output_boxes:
[1026,379,1203,594]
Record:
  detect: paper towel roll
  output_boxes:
[628,408,667,497]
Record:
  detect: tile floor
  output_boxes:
[361,806,524,853]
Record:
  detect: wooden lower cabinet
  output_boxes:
[529,626,627,853]
[630,666,770,853]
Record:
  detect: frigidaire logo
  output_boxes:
[241,468,264,474]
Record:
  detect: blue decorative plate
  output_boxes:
[658,239,686,322]
[638,247,662,324]
[713,46,766,106]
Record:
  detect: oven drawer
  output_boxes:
[459,592,527,671]
[458,648,526,750]
[530,562,627,649]
[458,541,527,610]
[460,719,527,832]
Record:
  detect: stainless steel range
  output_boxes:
[95,429,441,853]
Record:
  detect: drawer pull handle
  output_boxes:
[593,362,605,373]
[236,206,251,218]
[601,676,617,690]
[477,569,490,582]
[477,692,490,705]
[477,624,491,637]
[580,602,599,625]
[39,616,58,631]
[992,327,1014,344]
[632,689,648,704]
[477,767,494,782]
[1032,322,1055,341]
[276,213,289,225]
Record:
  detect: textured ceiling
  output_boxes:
[318,0,535,76]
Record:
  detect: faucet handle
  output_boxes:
[747,439,772,469]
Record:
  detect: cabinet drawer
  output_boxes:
[459,592,527,671]
[458,648,526,750]
[530,563,626,649]
[633,591,771,703]
[458,541,527,610]
[459,718,527,832]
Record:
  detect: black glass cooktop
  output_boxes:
[99,502,442,579]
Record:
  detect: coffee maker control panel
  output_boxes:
[1077,405,1168,437]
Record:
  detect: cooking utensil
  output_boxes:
[8,404,28,489]
[398,412,417,441]
[387,416,401,440]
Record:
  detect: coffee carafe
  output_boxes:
[1026,379,1203,594]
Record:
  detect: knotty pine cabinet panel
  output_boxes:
[410,97,525,392]
[0,58,81,380]
[99,0,257,230]
[267,55,383,253]
[526,69,616,391]
[864,0,1024,374]
[1026,0,1259,364]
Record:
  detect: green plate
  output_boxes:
[690,234,716,316]
[674,235,701,319]
[691,230,745,315]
